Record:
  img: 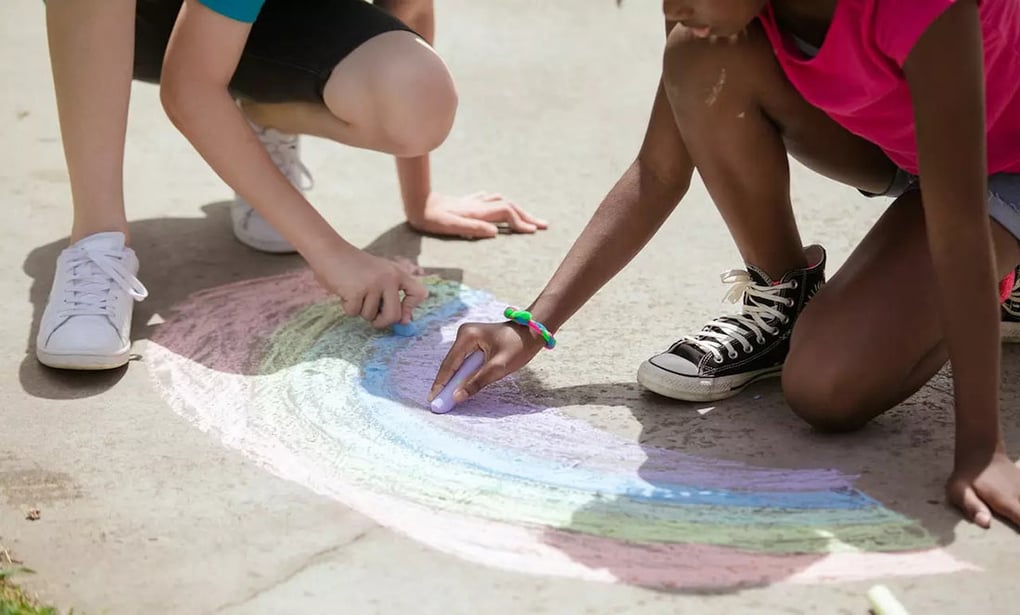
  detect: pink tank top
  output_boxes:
[758,0,1020,175]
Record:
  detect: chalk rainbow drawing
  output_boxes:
[146,270,975,590]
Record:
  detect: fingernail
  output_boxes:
[453,389,468,403]
[977,512,991,527]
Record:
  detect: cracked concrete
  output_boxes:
[2,0,1019,613]
[211,530,375,615]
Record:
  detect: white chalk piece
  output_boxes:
[867,584,910,615]
[430,351,486,414]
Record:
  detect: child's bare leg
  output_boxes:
[38,0,149,371]
[662,25,896,279]
[232,30,454,253]
[240,31,455,158]
[784,199,1020,431]
[46,0,136,243]
[637,24,900,402]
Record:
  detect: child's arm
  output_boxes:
[375,0,549,239]
[522,79,692,335]
[903,0,1020,527]
[161,0,426,326]
[431,26,694,401]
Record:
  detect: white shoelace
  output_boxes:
[680,270,797,363]
[59,247,148,320]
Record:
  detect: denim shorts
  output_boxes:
[875,171,1020,242]
[133,0,414,104]
[989,174,1020,241]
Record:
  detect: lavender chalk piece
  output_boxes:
[391,322,416,337]
[430,351,486,414]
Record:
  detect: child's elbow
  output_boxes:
[159,66,200,133]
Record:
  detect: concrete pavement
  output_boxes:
[2,1,1019,613]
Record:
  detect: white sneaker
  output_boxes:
[36,232,148,370]
[232,123,314,254]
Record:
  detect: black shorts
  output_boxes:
[133,0,415,104]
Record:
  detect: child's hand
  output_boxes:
[312,247,428,328]
[428,322,546,404]
[408,192,549,240]
[947,449,1020,529]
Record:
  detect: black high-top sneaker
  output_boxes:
[637,245,827,402]
[1003,266,1020,343]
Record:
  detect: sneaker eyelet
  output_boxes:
[728,351,738,359]
[791,280,799,289]
[785,299,794,307]
[756,336,766,344]
[742,345,753,353]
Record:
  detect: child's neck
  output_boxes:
[770,0,838,49]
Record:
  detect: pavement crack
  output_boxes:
[211,528,374,614]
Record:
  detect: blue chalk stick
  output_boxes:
[391,322,416,337]
[430,351,485,414]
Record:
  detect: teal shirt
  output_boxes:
[43,0,264,24]
[198,0,265,23]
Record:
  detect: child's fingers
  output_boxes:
[951,483,992,528]
[468,203,536,232]
[429,333,481,401]
[373,287,402,329]
[986,489,1020,529]
[453,353,508,403]
[503,206,537,233]
[360,291,382,322]
[481,203,535,233]
[450,217,499,239]
[998,499,1020,529]
[511,203,549,229]
[341,294,365,318]
[399,274,429,324]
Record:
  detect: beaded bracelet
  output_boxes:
[503,307,557,349]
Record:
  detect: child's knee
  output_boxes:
[661,23,772,117]
[375,53,458,156]
[662,28,719,110]
[326,32,458,157]
[362,35,457,157]
[782,343,872,433]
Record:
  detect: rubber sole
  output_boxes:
[636,360,783,403]
[233,230,298,255]
[1003,320,1020,344]
[36,348,131,371]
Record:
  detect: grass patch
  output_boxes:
[0,567,59,615]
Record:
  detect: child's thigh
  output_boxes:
[133,0,416,104]
[783,190,1019,431]
[783,191,940,415]
[321,29,455,126]
[662,22,895,195]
